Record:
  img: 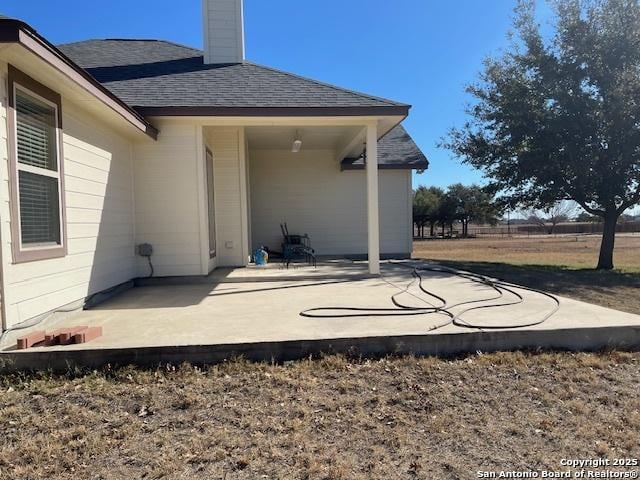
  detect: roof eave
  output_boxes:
[135,105,410,117]
[0,19,158,140]
[340,161,429,172]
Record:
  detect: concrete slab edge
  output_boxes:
[134,274,375,286]
[1,325,639,373]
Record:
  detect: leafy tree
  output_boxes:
[447,183,501,237]
[413,186,444,237]
[437,192,459,237]
[442,0,640,269]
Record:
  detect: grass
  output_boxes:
[1,352,639,479]
[413,234,640,314]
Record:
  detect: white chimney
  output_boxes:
[202,0,245,64]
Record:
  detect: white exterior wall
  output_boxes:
[205,127,249,267]
[0,64,136,328]
[0,64,7,325]
[249,149,412,257]
[133,122,204,277]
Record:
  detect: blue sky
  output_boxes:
[4,0,548,190]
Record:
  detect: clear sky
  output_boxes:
[3,0,548,191]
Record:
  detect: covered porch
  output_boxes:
[201,116,406,276]
[245,124,415,263]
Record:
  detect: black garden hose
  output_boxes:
[299,263,560,331]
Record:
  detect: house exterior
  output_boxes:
[0,1,427,331]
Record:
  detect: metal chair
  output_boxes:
[280,223,316,268]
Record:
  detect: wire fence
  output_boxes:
[414,221,640,239]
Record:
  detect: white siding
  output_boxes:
[206,127,249,267]
[0,64,136,327]
[133,122,203,277]
[0,63,7,327]
[249,149,412,257]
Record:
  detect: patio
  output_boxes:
[1,260,639,371]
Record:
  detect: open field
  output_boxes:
[413,234,640,315]
[1,352,639,479]
[413,234,640,271]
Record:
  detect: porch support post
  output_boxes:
[365,121,380,275]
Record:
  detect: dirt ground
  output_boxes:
[1,352,639,479]
[413,234,640,315]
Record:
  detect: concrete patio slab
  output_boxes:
[135,260,375,285]
[1,261,639,371]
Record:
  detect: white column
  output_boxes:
[366,122,380,275]
[238,127,250,266]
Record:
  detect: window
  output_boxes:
[205,148,216,258]
[8,65,66,263]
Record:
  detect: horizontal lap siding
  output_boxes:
[0,64,136,327]
[207,127,246,267]
[133,122,202,277]
[0,64,6,325]
[249,149,411,256]
[204,0,243,64]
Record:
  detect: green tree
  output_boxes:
[437,192,460,237]
[442,0,640,269]
[447,184,501,237]
[413,186,444,237]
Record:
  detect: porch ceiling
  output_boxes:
[246,125,362,151]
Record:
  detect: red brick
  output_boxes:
[59,326,88,345]
[17,330,46,349]
[73,326,102,344]
[44,329,66,346]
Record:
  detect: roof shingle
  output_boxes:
[58,39,408,112]
[341,125,428,171]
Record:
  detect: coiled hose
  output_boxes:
[300,263,560,330]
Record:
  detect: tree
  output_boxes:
[442,0,640,269]
[526,201,576,234]
[575,211,601,223]
[413,186,444,237]
[437,192,459,237]
[446,184,501,237]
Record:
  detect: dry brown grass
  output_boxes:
[413,235,640,314]
[413,234,640,271]
[0,352,639,479]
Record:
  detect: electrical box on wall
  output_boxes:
[137,243,153,257]
[137,243,154,277]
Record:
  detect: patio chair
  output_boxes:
[280,223,316,268]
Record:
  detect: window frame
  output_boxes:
[7,65,67,263]
[205,148,216,259]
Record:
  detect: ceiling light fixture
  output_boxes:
[291,130,302,153]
